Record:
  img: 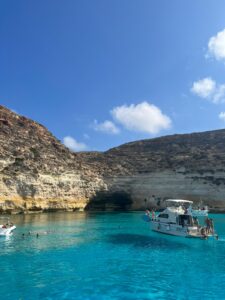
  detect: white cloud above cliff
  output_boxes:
[191,77,225,103]
[219,112,225,121]
[191,77,216,98]
[92,120,120,134]
[63,136,87,152]
[111,101,171,134]
[207,29,225,61]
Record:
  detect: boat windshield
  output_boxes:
[166,199,193,207]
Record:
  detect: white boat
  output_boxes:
[144,199,216,239]
[0,218,16,236]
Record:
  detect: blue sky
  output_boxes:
[1,0,225,151]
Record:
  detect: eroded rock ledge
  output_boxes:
[1,105,225,213]
[0,106,107,213]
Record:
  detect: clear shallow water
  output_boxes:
[0,212,225,300]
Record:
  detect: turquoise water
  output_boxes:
[0,212,225,299]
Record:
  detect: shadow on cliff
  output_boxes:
[107,233,189,250]
[86,191,133,211]
[16,182,36,199]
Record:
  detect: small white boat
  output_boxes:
[144,199,216,239]
[0,218,16,236]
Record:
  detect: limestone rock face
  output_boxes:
[79,130,225,211]
[1,105,225,213]
[0,106,106,213]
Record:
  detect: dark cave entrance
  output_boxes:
[86,191,133,211]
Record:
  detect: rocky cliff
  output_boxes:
[78,130,225,211]
[1,105,225,213]
[0,106,106,213]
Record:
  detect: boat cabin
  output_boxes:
[177,214,193,226]
[157,199,193,224]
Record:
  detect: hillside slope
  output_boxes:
[0,106,105,213]
[78,130,225,211]
[1,105,225,212]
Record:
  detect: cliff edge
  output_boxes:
[0,106,106,213]
[1,105,225,213]
[79,129,225,211]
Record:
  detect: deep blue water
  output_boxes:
[0,212,225,299]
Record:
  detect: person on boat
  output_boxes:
[201,227,207,239]
[145,210,150,216]
[205,217,211,233]
[152,210,155,220]
[209,218,214,234]
[193,216,198,226]
[145,210,151,221]
[187,205,192,215]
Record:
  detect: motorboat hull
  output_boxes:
[151,221,189,237]
[150,221,212,238]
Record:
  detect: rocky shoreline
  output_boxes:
[2,208,225,215]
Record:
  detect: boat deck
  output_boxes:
[187,232,214,239]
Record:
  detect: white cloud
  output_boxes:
[63,136,87,152]
[208,29,225,61]
[219,112,225,121]
[191,77,216,98]
[191,77,225,103]
[213,84,225,103]
[92,120,120,134]
[111,101,171,134]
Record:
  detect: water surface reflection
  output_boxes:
[0,212,91,254]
